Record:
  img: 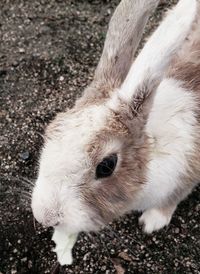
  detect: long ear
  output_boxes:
[93,0,160,88]
[77,0,159,106]
[115,0,198,106]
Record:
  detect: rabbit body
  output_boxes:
[32,0,200,234]
[138,10,200,232]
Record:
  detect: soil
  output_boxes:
[0,0,199,273]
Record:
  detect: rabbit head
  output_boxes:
[31,0,197,234]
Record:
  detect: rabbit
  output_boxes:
[31,0,200,235]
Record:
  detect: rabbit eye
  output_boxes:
[95,154,118,179]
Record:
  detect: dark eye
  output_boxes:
[95,154,118,179]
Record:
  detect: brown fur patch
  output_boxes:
[83,112,150,224]
[168,61,200,93]
[168,3,200,92]
[75,79,119,108]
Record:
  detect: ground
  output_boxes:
[0,0,199,273]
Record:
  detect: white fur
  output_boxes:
[139,207,175,233]
[52,227,77,265]
[132,78,198,211]
[32,105,109,233]
[117,0,197,103]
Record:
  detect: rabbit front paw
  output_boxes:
[139,207,175,234]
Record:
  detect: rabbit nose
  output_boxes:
[32,203,60,228]
[41,210,62,227]
[53,221,60,227]
[31,186,63,227]
[40,213,60,228]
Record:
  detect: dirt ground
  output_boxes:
[0,0,199,273]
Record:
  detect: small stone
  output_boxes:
[83,252,90,261]
[113,263,125,274]
[110,249,115,255]
[59,76,64,81]
[118,251,132,262]
[175,228,180,234]
[195,204,200,211]
[19,48,25,53]
[12,61,19,67]
[28,260,33,268]
[40,25,51,34]
[20,151,30,161]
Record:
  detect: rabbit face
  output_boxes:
[31,104,148,233]
[31,104,109,232]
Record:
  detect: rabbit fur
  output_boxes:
[31,0,200,234]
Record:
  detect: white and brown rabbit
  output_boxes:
[32,0,200,234]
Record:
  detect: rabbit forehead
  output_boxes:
[39,105,111,175]
[46,104,109,138]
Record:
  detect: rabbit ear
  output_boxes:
[116,0,198,106]
[93,0,159,88]
[77,0,159,107]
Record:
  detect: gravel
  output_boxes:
[0,0,199,273]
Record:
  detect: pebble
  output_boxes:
[59,75,64,81]
[21,257,27,262]
[20,151,30,161]
[175,228,180,234]
[19,48,25,53]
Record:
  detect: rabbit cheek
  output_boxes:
[83,175,139,224]
[83,187,126,224]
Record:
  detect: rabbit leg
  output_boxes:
[139,204,177,234]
